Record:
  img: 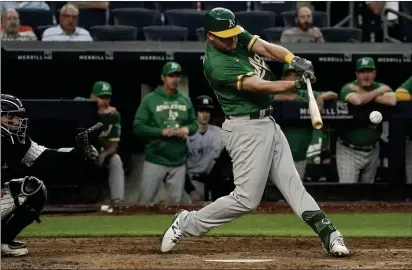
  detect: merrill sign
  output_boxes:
[300,101,353,120]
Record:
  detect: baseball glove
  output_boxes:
[75,122,104,161]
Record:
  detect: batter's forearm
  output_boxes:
[243,76,296,94]
[252,39,295,63]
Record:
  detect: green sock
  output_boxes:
[302,210,336,250]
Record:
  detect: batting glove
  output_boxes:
[290,56,314,75]
[303,70,316,84]
[294,76,306,89]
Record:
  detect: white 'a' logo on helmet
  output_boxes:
[361,58,369,65]
[171,62,178,69]
[228,19,235,28]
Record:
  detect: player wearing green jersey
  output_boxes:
[395,76,412,184]
[134,62,198,205]
[337,57,396,184]
[74,81,125,206]
[161,8,349,257]
[274,64,338,179]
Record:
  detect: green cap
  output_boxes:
[282,64,296,76]
[204,7,244,38]
[92,81,112,97]
[162,61,182,76]
[356,57,375,71]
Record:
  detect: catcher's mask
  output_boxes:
[1,94,28,144]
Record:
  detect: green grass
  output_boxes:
[20,213,412,238]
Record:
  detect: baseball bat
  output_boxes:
[304,77,323,129]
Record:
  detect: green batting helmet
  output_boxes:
[204,7,244,38]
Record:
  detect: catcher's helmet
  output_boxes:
[196,95,214,111]
[204,7,244,38]
[1,94,28,143]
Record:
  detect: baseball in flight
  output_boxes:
[369,111,383,124]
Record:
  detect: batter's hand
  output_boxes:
[290,56,314,76]
[303,70,316,84]
[294,76,306,89]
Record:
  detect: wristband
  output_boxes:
[285,53,295,64]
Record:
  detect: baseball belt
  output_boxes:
[341,141,376,153]
[225,106,273,120]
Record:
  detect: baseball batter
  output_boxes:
[395,76,412,183]
[184,95,224,202]
[134,61,197,205]
[161,8,349,257]
[337,57,397,184]
[274,64,338,179]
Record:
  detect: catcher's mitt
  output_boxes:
[75,122,104,161]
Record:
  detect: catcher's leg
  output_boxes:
[1,176,47,257]
[269,124,349,257]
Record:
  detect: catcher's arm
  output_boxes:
[75,122,104,161]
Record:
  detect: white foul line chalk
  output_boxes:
[203,259,275,263]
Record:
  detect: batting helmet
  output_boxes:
[196,95,214,110]
[204,7,244,38]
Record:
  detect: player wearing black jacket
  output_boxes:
[1,94,100,257]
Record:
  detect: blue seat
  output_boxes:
[155,1,198,12]
[35,25,55,40]
[111,8,161,39]
[16,9,54,29]
[90,25,138,41]
[281,10,328,28]
[196,27,205,41]
[253,1,296,26]
[78,8,107,30]
[164,9,206,40]
[263,27,285,42]
[108,1,144,24]
[320,27,362,42]
[235,11,276,37]
[143,25,188,41]
[203,1,249,12]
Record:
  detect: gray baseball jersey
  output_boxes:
[186,125,224,176]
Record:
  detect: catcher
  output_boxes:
[1,94,101,257]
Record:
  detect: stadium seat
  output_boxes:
[111,8,162,39]
[16,9,54,29]
[35,25,55,40]
[143,25,188,41]
[281,10,328,28]
[320,27,362,42]
[164,9,206,40]
[108,1,144,24]
[89,25,138,41]
[263,27,285,42]
[235,11,276,38]
[78,8,107,30]
[203,1,250,12]
[196,27,205,41]
[253,1,296,27]
[155,1,198,12]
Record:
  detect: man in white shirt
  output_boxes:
[42,4,93,41]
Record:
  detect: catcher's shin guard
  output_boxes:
[1,176,47,243]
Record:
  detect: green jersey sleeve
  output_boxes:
[296,90,322,101]
[397,76,412,93]
[210,61,255,91]
[340,83,357,101]
[108,112,121,141]
[396,76,412,100]
[133,96,163,138]
[238,30,260,52]
[185,100,198,136]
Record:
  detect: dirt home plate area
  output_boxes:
[2,202,412,269]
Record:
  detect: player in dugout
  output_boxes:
[1,94,100,256]
[395,76,412,184]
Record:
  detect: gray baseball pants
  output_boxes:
[107,154,125,201]
[179,116,321,236]
[336,140,380,184]
[294,160,307,180]
[406,140,412,184]
[138,161,186,205]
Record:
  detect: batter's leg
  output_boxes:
[405,140,412,184]
[336,140,361,183]
[269,124,349,256]
[294,160,307,180]
[359,143,380,183]
[164,164,186,205]
[107,154,125,202]
[177,117,276,237]
[138,161,168,205]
